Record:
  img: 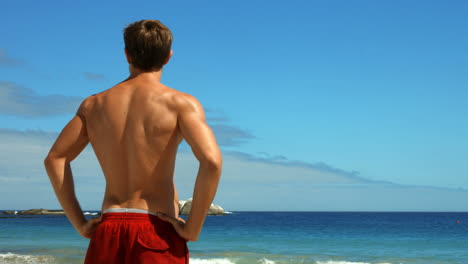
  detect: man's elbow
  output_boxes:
[44,154,54,169]
[202,155,223,174]
[43,154,65,170]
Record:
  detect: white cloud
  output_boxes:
[0,82,83,118]
[0,49,25,66]
[0,83,254,147]
[1,128,467,211]
[83,72,106,81]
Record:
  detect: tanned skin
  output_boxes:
[44,50,222,242]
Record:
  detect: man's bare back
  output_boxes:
[82,74,188,218]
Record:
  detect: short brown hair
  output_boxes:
[123,20,173,71]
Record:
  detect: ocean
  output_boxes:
[0,211,467,264]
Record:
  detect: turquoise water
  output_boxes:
[0,211,467,264]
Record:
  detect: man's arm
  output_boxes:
[160,93,222,241]
[44,99,100,238]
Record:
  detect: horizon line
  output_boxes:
[1,209,467,213]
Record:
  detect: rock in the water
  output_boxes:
[209,204,225,215]
[179,198,193,215]
[178,198,226,215]
[178,200,187,211]
[17,209,65,215]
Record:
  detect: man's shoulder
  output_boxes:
[170,90,203,113]
[76,94,98,118]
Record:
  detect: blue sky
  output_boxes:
[1,0,467,211]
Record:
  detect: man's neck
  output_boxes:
[128,65,163,82]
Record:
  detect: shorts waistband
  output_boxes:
[103,208,160,216]
[101,208,166,223]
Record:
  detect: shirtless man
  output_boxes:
[44,19,222,263]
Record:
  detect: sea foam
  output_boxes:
[190,258,276,264]
[0,252,54,263]
[259,258,276,264]
[316,261,392,264]
[190,258,237,264]
[83,212,98,216]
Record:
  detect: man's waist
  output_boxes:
[102,207,160,216]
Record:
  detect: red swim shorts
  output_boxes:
[84,212,189,264]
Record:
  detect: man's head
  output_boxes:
[123,20,173,72]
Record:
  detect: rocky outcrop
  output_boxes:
[179,198,193,215]
[2,209,65,215]
[179,198,226,215]
[208,204,225,215]
[2,210,17,215]
[178,200,187,211]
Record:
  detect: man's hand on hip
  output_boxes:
[157,212,196,242]
[79,215,102,239]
